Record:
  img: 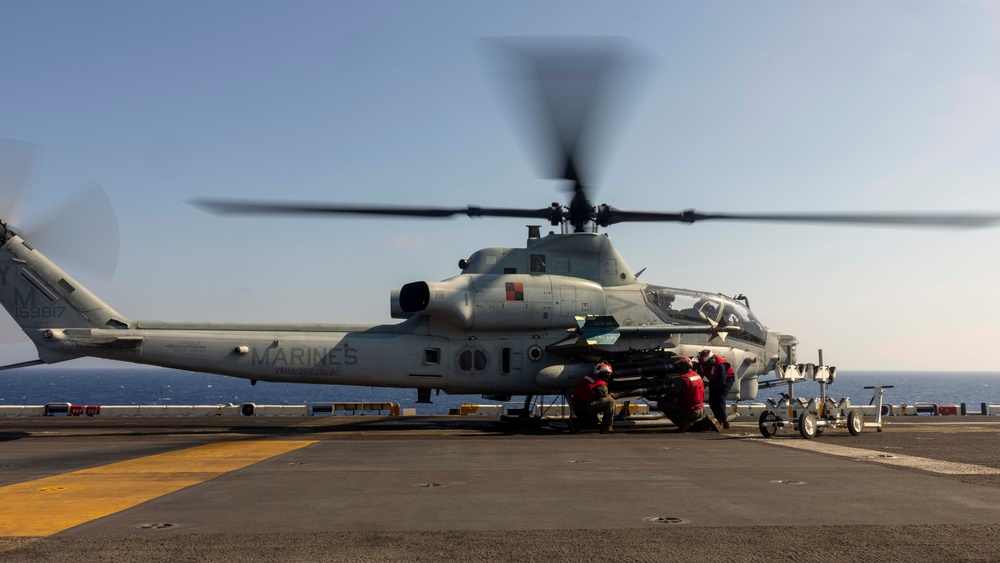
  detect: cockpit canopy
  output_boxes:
[643,285,767,345]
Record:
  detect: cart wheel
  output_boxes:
[758,411,778,438]
[798,412,817,439]
[815,425,825,436]
[848,409,864,436]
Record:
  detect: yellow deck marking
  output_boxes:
[0,440,316,536]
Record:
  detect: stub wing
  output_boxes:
[546,315,739,355]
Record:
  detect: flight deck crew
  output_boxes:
[697,349,735,429]
[658,356,706,432]
[570,362,616,434]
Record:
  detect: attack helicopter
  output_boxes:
[1,39,997,417]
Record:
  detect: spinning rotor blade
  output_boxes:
[682,211,1000,228]
[0,139,38,227]
[0,141,120,279]
[192,39,997,235]
[597,205,1000,229]
[196,39,649,232]
[491,39,614,183]
[191,199,555,221]
[21,184,121,277]
[0,142,120,344]
[487,37,649,231]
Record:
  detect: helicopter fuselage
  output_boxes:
[0,228,790,401]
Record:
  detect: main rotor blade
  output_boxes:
[686,211,1000,228]
[508,39,619,185]
[191,199,554,220]
[599,206,1000,228]
[486,37,650,229]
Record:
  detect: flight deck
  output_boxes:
[2,416,1000,562]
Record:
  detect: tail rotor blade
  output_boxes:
[0,139,39,227]
[21,184,120,279]
[0,142,120,343]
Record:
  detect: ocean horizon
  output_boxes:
[1,367,998,415]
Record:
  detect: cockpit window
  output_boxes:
[644,287,722,324]
[643,285,767,345]
[718,298,767,345]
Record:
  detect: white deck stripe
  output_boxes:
[757,439,1000,475]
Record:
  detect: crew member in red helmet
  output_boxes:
[658,356,707,432]
[697,349,735,430]
[571,361,616,434]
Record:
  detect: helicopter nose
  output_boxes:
[774,332,798,365]
[760,329,788,372]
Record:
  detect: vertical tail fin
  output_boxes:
[0,225,131,362]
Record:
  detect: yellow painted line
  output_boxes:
[0,440,316,536]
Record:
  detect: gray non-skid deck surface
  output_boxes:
[2,417,1000,561]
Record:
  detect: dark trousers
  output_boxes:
[708,377,734,423]
[572,397,616,430]
[661,403,704,429]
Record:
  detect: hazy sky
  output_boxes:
[1,1,998,371]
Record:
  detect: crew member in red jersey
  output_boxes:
[658,356,707,433]
[570,362,616,434]
[697,349,735,430]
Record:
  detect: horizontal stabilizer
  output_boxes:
[0,359,44,371]
[62,330,143,348]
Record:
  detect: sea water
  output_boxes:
[1,367,999,415]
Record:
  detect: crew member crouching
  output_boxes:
[570,362,616,434]
[658,356,707,433]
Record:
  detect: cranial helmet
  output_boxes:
[698,349,714,363]
[593,362,613,376]
[673,356,692,368]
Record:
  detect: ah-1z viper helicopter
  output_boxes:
[1,39,996,416]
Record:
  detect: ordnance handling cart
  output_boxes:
[758,356,892,439]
